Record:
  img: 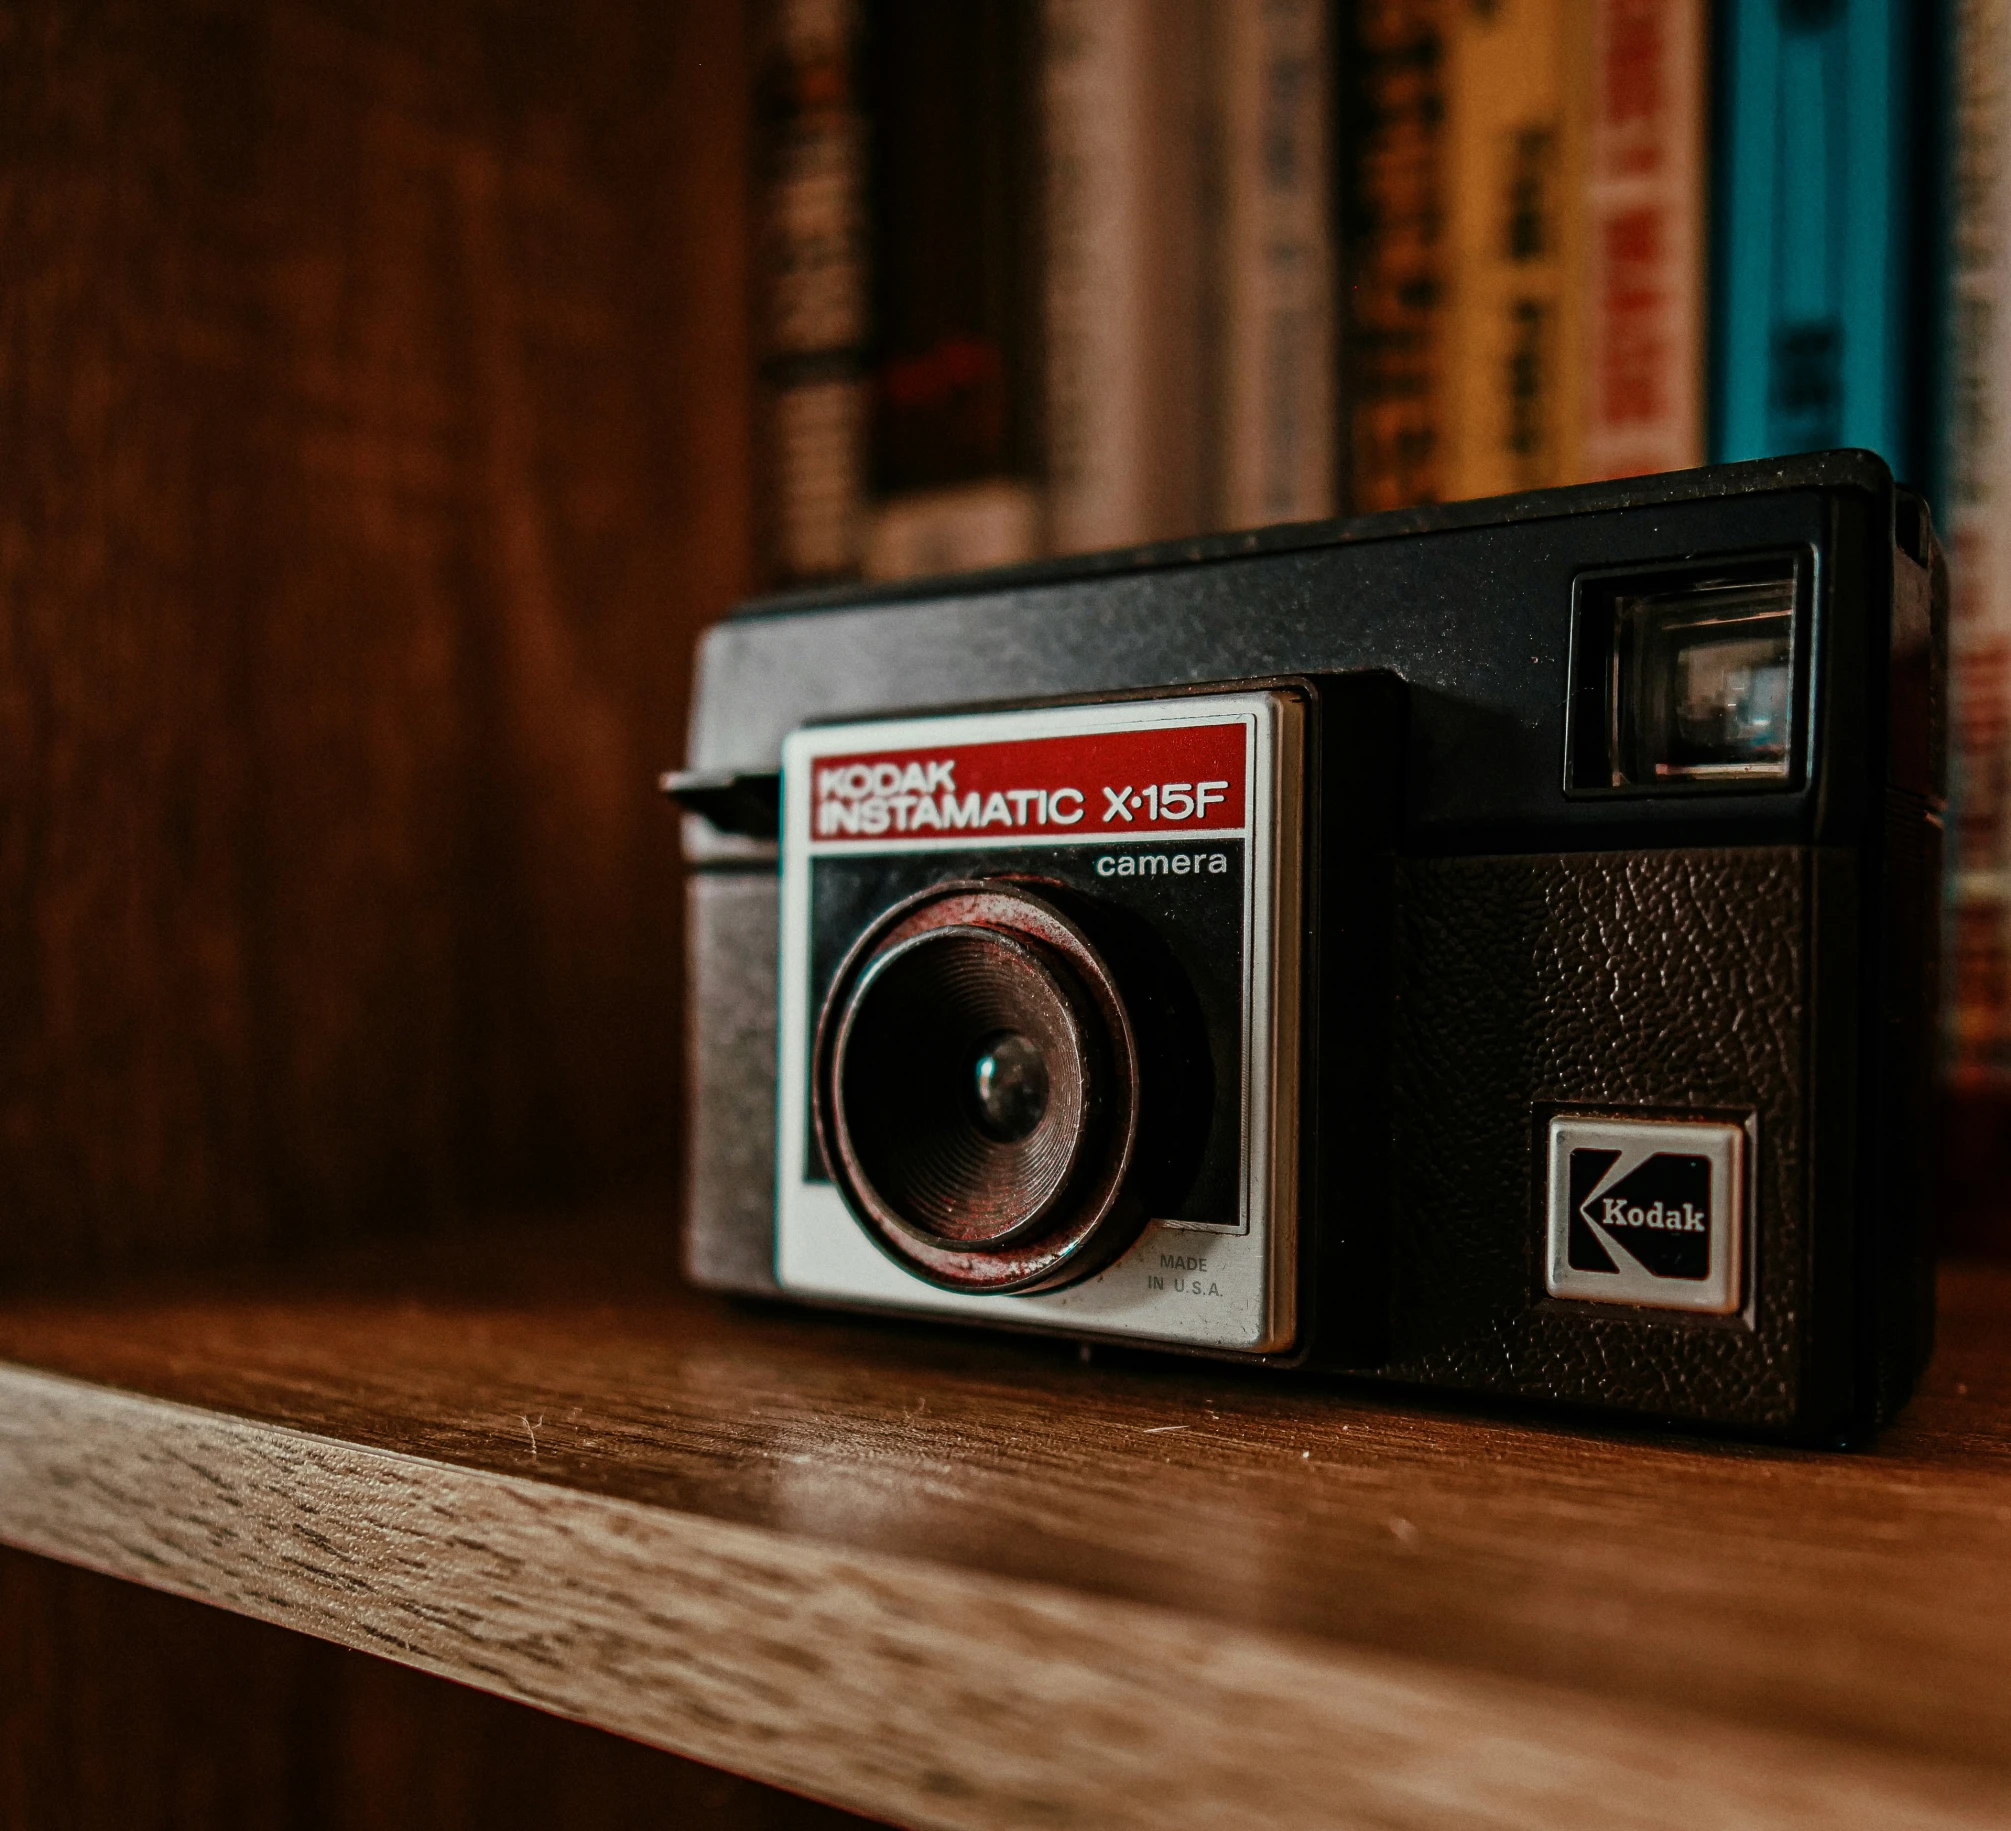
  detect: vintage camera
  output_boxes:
[668,453,1944,1442]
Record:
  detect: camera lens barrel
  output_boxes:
[813,881,1143,1294]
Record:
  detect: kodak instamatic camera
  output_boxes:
[668,453,1944,1442]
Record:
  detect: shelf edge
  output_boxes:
[0,1359,1995,1831]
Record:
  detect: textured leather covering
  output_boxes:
[1378,846,1820,1429]
[684,873,781,1294]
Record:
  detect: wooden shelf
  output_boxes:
[1,1216,2008,1830]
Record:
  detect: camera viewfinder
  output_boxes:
[1567,560,1805,796]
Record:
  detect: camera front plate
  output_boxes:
[774,689,1305,1352]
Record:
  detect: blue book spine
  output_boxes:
[1711,0,1915,470]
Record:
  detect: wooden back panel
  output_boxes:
[0,1,751,1278]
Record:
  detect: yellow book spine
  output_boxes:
[1442,0,1587,502]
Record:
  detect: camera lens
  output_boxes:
[970,1031,1048,1142]
[835,926,1089,1246]
[813,881,1142,1293]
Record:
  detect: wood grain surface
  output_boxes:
[1,1220,2008,1828]
[0,1542,871,1831]
[0,0,748,1281]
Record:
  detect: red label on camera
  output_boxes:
[806,720,1248,845]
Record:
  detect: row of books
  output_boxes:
[753,0,1341,580]
[748,0,2011,1087]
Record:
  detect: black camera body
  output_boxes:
[670,452,1944,1443]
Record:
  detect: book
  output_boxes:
[756,0,871,582]
[1711,0,1918,469]
[1341,0,1452,514]
[1581,0,1708,480]
[1042,0,1212,551]
[1947,0,2011,1083]
[1213,0,1338,528]
[1440,0,1586,500]
[863,479,1045,579]
[860,0,1045,580]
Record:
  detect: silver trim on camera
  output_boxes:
[1545,1115,1746,1314]
[773,690,1305,1353]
